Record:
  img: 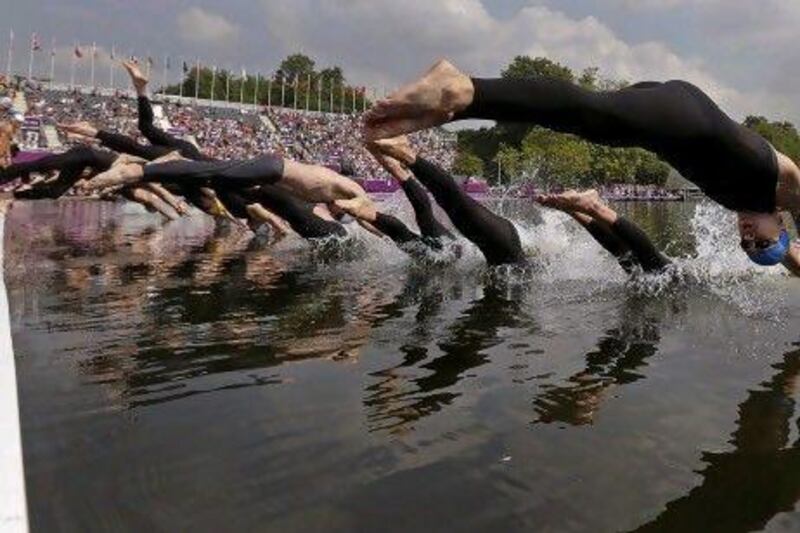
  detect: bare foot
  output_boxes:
[122,60,148,94]
[333,196,378,222]
[82,163,145,192]
[146,151,185,165]
[535,189,604,216]
[57,121,98,138]
[367,136,417,167]
[364,59,473,141]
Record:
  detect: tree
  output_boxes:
[744,116,800,163]
[501,56,574,82]
[276,53,316,82]
[453,151,484,177]
[521,129,591,188]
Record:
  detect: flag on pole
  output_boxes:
[28,33,41,80]
[110,46,115,61]
[74,44,83,59]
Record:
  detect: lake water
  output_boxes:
[4,197,800,532]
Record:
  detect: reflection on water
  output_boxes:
[4,199,800,532]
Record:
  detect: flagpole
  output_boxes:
[109,45,115,90]
[70,43,77,89]
[6,29,14,79]
[239,68,245,107]
[179,58,184,99]
[253,74,259,107]
[49,38,56,89]
[280,77,285,108]
[305,74,311,112]
[293,76,298,110]
[161,55,167,98]
[352,86,356,114]
[210,65,216,102]
[90,42,96,89]
[329,79,333,114]
[267,79,272,109]
[194,58,200,102]
[225,69,230,102]
[27,34,35,80]
[317,76,322,112]
[341,84,345,114]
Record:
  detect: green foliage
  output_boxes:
[161,54,369,114]
[502,56,573,82]
[453,151,484,177]
[744,116,800,163]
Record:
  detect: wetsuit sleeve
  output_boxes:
[256,185,346,239]
[373,212,424,245]
[1,146,114,185]
[584,220,637,274]
[137,96,206,161]
[611,217,671,273]
[142,155,284,188]
[96,130,172,161]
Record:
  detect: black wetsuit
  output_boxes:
[1,146,116,199]
[138,96,213,161]
[96,130,175,161]
[585,218,671,274]
[457,78,778,213]
[253,185,347,239]
[409,157,525,265]
[141,156,285,189]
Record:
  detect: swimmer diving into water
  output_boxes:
[365,60,800,275]
[536,189,671,274]
[338,135,525,266]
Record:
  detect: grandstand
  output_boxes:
[17,84,458,184]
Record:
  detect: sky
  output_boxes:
[4,0,800,123]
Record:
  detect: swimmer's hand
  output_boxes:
[57,121,99,139]
[333,197,378,223]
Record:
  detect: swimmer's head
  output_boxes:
[738,212,791,266]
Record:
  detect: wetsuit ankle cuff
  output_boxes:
[453,78,488,121]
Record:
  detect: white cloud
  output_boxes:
[177,7,239,46]
[259,0,765,118]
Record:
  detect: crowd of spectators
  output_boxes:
[20,87,457,178]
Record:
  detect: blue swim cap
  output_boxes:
[746,230,791,266]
